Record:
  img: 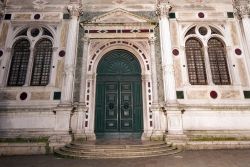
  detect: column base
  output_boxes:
[150,131,165,141]
[165,103,184,135]
[84,131,96,141]
[49,134,72,151]
[73,133,87,142]
[151,103,166,138]
[165,134,188,147]
[141,131,153,140]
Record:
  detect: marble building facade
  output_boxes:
[0,0,250,151]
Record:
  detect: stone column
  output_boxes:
[51,3,82,146]
[60,3,82,105]
[149,37,166,140]
[234,2,250,53]
[73,37,89,140]
[156,1,184,139]
[156,2,177,104]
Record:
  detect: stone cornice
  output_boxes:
[155,0,172,19]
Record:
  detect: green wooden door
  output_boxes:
[95,50,143,133]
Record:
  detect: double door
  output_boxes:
[95,78,143,133]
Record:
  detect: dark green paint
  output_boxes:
[95,50,143,133]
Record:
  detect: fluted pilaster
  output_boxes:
[60,3,83,105]
[234,0,250,56]
[156,0,177,104]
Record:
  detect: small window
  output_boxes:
[208,38,230,85]
[8,39,30,86]
[185,38,207,85]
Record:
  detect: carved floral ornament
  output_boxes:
[155,0,172,19]
[67,3,84,17]
[233,0,250,18]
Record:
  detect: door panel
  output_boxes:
[120,82,133,132]
[105,82,118,131]
[95,80,142,133]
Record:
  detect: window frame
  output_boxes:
[30,38,53,86]
[5,27,54,87]
[184,25,232,86]
[7,38,31,86]
[185,37,208,85]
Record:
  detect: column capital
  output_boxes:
[155,0,172,19]
[233,1,250,19]
[67,3,83,18]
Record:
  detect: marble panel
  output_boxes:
[55,60,64,88]
[0,23,9,47]
[237,59,249,87]
[174,59,182,88]
[220,90,241,99]
[187,90,207,99]
[0,92,17,101]
[60,22,69,48]
[30,92,51,100]
[230,22,239,46]
[13,14,31,20]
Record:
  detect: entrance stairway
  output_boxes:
[54,140,182,159]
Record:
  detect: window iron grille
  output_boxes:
[208,38,230,85]
[185,38,207,85]
[8,39,30,86]
[30,39,53,86]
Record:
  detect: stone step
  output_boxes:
[66,143,171,151]
[60,146,176,155]
[70,141,166,148]
[55,148,181,159]
[55,141,182,159]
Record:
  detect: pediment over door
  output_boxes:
[82,8,154,25]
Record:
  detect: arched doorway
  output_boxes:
[95,49,143,138]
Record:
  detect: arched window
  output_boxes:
[208,38,230,85]
[8,39,30,86]
[185,38,207,85]
[31,39,53,86]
